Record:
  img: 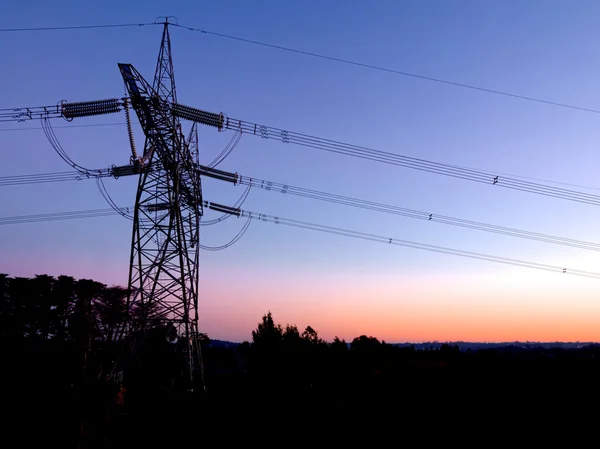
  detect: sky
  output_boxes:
[2,0,600,343]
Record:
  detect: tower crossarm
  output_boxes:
[118,63,200,212]
[118,63,177,167]
[0,98,123,123]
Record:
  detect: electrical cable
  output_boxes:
[0,22,157,32]
[0,122,125,132]
[198,216,252,251]
[0,170,90,186]
[0,168,115,186]
[3,97,600,191]
[41,116,101,176]
[3,205,598,279]
[3,166,600,253]
[227,172,600,253]
[3,96,600,193]
[173,23,600,115]
[96,177,134,220]
[2,136,599,193]
[218,205,600,280]
[2,20,596,115]
[216,114,600,206]
[0,207,127,225]
[199,182,251,226]
[207,127,242,168]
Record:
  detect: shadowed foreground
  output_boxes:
[4,333,600,447]
[0,276,598,446]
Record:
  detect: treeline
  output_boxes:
[213,311,600,417]
[0,273,130,343]
[4,274,600,444]
[4,273,600,395]
[176,310,600,443]
[0,273,201,398]
[0,273,131,403]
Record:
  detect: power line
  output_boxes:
[450,164,600,193]
[206,202,600,280]
[218,114,600,206]
[251,211,599,279]
[1,119,599,193]
[0,122,124,132]
[4,166,600,252]
[228,171,600,252]
[0,170,89,186]
[173,23,600,115]
[0,22,156,32]
[1,19,597,115]
[0,207,127,224]
[3,204,598,280]
[199,164,600,251]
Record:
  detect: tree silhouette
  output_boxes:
[282,324,302,353]
[302,325,324,345]
[93,286,129,344]
[0,274,8,338]
[251,311,283,351]
[331,336,348,353]
[351,335,381,351]
[28,274,54,339]
[0,274,136,346]
[52,275,76,341]
[5,276,35,338]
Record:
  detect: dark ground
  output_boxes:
[4,344,600,447]
[2,277,594,446]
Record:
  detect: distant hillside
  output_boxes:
[208,339,600,351]
[207,339,240,348]
[391,341,600,351]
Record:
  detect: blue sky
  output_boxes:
[2,0,600,342]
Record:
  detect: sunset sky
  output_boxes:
[2,0,600,343]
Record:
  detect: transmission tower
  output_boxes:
[0,19,219,389]
[118,20,204,389]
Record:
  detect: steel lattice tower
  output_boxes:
[119,21,203,388]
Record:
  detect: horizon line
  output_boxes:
[211,339,600,345]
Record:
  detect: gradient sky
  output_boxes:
[2,0,600,343]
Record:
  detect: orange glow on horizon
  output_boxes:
[196,265,600,343]
[58,256,600,344]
